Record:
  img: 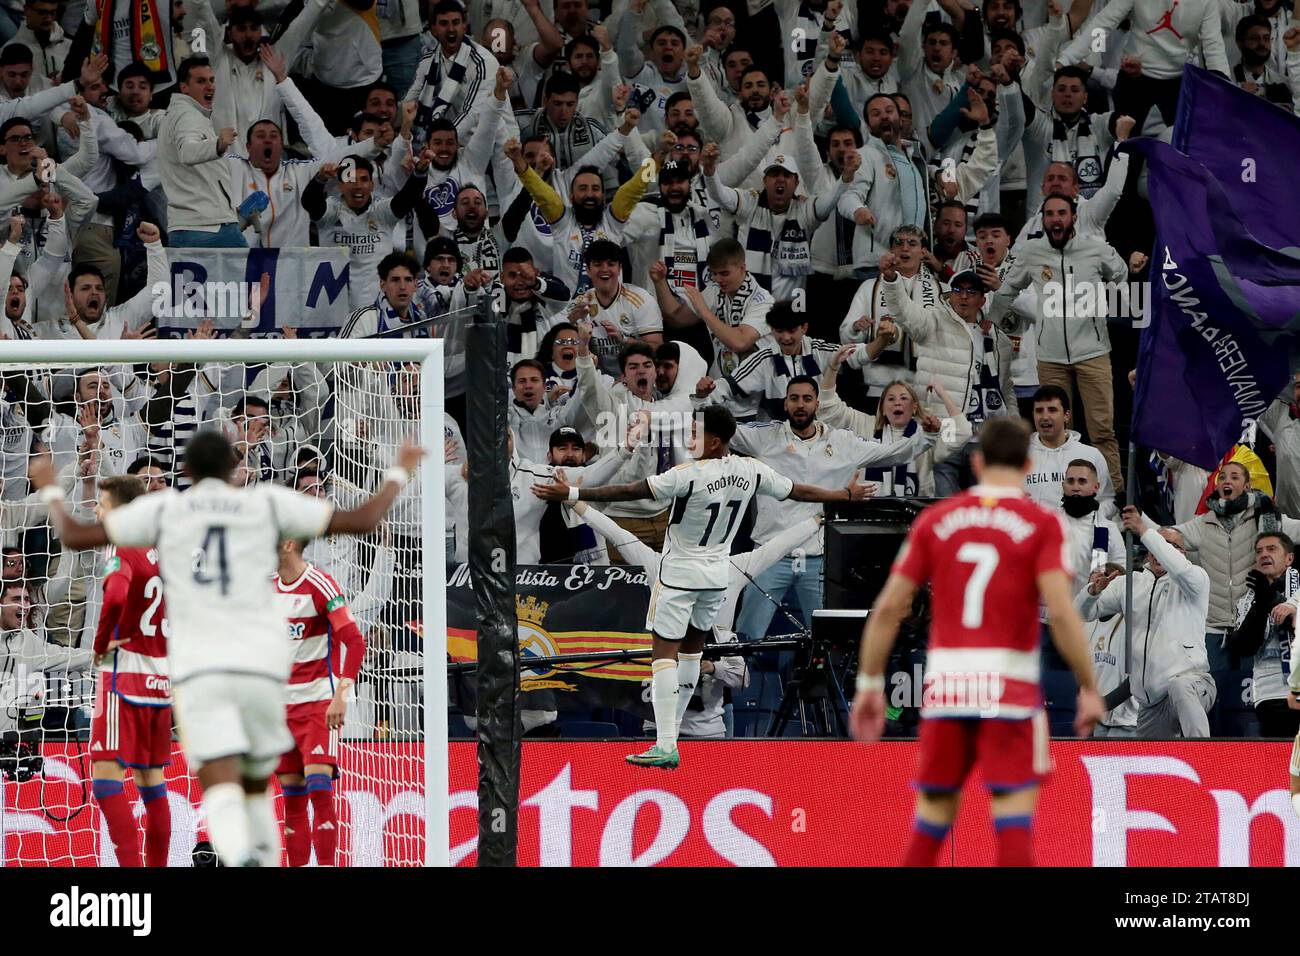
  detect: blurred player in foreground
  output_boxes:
[89,474,173,867]
[32,430,426,868]
[533,405,874,770]
[850,417,1103,866]
[274,539,366,867]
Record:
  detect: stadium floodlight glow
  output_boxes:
[0,339,449,868]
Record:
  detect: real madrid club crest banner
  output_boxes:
[151,247,353,337]
[446,564,653,717]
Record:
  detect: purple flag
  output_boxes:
[1125,137,1300,469]
[1172,66,1300,250]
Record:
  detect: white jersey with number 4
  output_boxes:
[101,479,335,685]
[647,455,794,591]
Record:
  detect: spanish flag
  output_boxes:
[1195,444,1273,514]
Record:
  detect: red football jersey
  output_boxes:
[94,545,170,705]
[892,485,1071,719]
[273,565,365,708]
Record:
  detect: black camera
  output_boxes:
[0,731,44,783]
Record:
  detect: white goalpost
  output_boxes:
[0,338,449,868]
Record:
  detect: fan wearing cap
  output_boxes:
[623,155,716,296]
[879,251,1014,495]
[557,239,663,378]
[705,138,855,302]
[536,426,606,565]
[614,3,688,131]
[506,419,642,565]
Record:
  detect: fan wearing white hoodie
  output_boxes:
[157,58,242,246]
[1078,507,1216,738]
[1024,384,1116,518]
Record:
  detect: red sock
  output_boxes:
[995,815,1034,867]
[93,780,142,867]
[901,818,950,867]
[306,774,338,866]
[282,786,311,867]
[138,785,171,868]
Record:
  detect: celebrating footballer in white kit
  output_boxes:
[533,405,874,770]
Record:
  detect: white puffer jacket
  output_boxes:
[881,276,1015,423]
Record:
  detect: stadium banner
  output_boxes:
[1124,136,1300,469]
[5,741,1299,867]
[447,564,654,718]
[153,247,352,336]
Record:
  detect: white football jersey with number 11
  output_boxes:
[647,456,795,591]
[101,479,335,686]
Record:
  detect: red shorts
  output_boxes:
[276,701,340,776]
[89,681,173,769]
[914,711,1051,794]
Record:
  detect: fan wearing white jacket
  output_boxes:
[986,195,1137,493]
[1078,507,1216,738]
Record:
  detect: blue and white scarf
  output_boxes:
[864,419,920,497]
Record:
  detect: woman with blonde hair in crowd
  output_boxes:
[816,346,970,497]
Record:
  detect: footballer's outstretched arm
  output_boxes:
[326,442,427,535]
[1039,568,1106,736]
[787,476,873,503]
[533,477,653,503]
[28,454,109,549]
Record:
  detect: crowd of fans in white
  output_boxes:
[1,0,1299,742]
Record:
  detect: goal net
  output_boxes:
[0,339,448,867]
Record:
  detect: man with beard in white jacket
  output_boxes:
[1012,116,1136,251]
[1024,384,1114,517]
[985,193,1142,494]
[1079,506,1216,738]
[729,374,940,644]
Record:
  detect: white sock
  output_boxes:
[203,782,253,867]
[651,658,679,752]
[245,790,282,867]
[675,653,702,733]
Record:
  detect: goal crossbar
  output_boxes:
[2,338,450,867]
